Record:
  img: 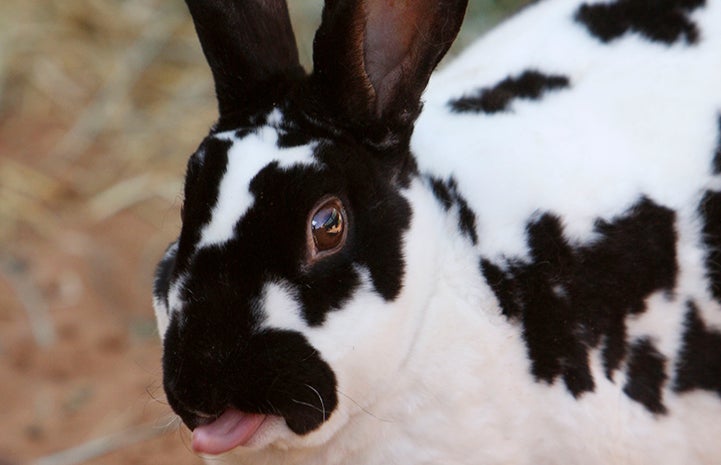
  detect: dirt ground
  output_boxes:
[1,2,223,463]
[0,1,525,464]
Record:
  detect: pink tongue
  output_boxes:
[192,409,266,455]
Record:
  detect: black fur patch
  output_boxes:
[674,302,721,396]
[623,338,668,414]
[163,317,338,434]
[274,106,329,149]
[449,70,570,114]
[699,190,721,303]
[481,197,678,401]
[713,115,721,175]
[575,0,705,45]
[428,176,478,244]
[233,127,254,140]
[175,140,411,327]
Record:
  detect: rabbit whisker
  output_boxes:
[337,389,394,423]
[304,383,326,421]
[291,398,327,417]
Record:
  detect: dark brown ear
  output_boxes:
[309,0,468,146]
[185,0,304,122]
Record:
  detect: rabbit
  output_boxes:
[152,0,721,463]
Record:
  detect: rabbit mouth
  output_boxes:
[163,326,339,440]
[191,409,268,454]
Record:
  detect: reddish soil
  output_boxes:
[0,120,202,465]
[0,2,212,461]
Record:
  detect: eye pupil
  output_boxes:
[310,199,345,252]
[313,208,341,233]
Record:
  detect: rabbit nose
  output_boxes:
[163,362,232,424]
[164,380,230,430]
[180,406,223,431]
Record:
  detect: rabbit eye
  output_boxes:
[310,198,346,254]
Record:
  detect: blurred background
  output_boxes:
[0,1,529,464]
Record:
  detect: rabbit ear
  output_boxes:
[310,0,468,146]
[185,0,303,121]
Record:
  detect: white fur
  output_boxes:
[261,281,307,333]
[153,242,177,337]
[198,124,316,248]
[416,8,721,257]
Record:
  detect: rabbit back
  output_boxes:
[408,0,721,421]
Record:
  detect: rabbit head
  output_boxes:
[153,0,468,455]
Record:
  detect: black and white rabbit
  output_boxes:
[153,0,721,463]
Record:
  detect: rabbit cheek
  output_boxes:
[152,241,178,338]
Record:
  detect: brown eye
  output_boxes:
[310,198,346,254]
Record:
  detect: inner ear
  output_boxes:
[363,1,429,113]
[310,0,468,144]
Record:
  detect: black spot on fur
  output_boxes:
[623,338,668,414]
[275,108,327,149]
[233,128,254,140]
[428,176,478,244]
[429,177,454,210]
[310,143,413,303]
[449,70,570,114]
[277,127,316,148]
[245,151,411,324]
[699,190,721,303]
[674,302,721,396]
[713,115,721,175]
[575,0,705,45]
[482,197,678,401]
[480,260,520,319]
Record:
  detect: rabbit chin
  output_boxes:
[216,408,352,460]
